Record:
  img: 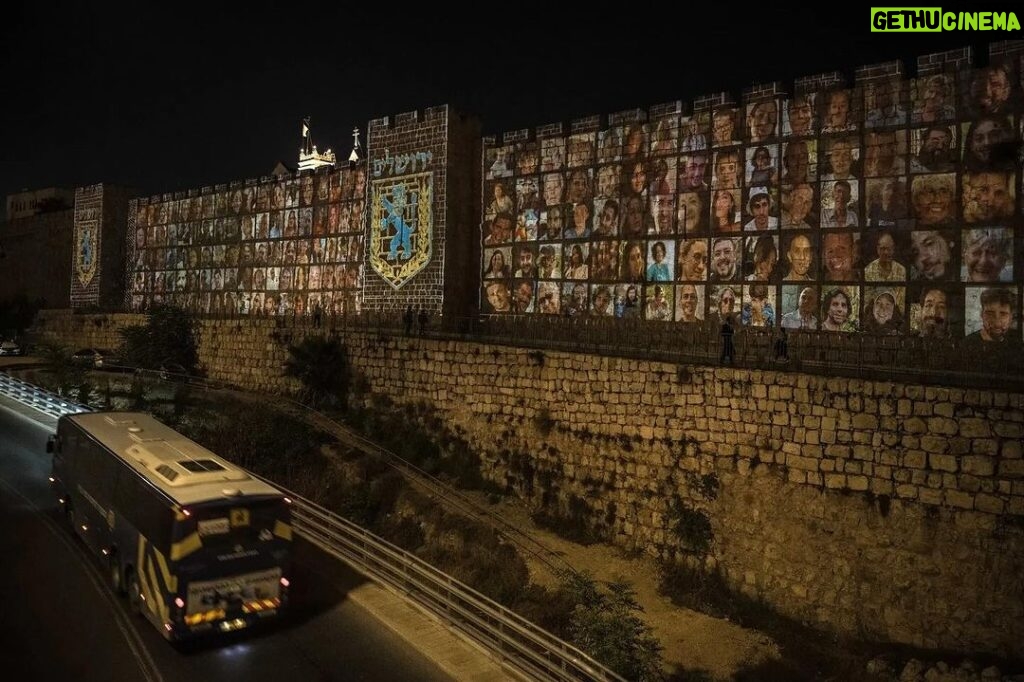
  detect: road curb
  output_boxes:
[345,580,515,682]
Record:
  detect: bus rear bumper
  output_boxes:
[168,608,283,641]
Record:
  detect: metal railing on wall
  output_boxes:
[0,373,92,419]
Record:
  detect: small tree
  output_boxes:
[283,336,351,409]
[38,344,85,397]
[119,304,200,373]
[564,572,665,681]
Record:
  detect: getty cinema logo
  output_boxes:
[871,8,1022,32]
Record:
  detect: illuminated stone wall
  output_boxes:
[122,106,479,320]
[71,184,131,310]
[480,43,1024,355]
[355,339,1024,656]
[0,210,73,308]
[362,105,481,316]
[128,166,367,317]
[29,310,1023,656]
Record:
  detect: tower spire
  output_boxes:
[297,117,337,171]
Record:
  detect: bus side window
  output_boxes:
[61,432,78,474]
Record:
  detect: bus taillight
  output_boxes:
[174,597,185,609]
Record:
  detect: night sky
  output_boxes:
[1,3,1017,211]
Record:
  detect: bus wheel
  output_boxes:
[110,560,124,595]
[127,571,142,616]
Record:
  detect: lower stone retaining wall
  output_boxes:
[29,311,1024,657]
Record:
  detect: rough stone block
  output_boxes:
[903,451,926,469]
[912,402,933,417]
[973,439,999,456]
[848,475,869,491]
[871,479,894,495]
[999,459,1024,478]
[920,436,949,455]
[823,474,845,489]
[853,445,875,461]
[801,444,823,458]
[825,444,851,458]
[962,456,995,477]
[926,417,958,436]
[994,422,1023,439]
[788,455,820,472]
[896,484,918,499]
[929,453,958,473]
[944,490,974,510]
[960,418,993,438]
[975,494,1005,515]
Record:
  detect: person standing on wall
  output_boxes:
[404,305,415,336]
[720,315,735,365]
[418,306,429,336]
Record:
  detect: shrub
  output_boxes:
[283,336,351,409]
[119,304,200,373]
[668,496,714,557]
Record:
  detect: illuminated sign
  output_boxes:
[870,8,1021,31]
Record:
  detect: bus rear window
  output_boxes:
[175,498,290,549]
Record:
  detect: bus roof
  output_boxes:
[64,411,285,507]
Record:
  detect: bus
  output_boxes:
[48,411,293,640]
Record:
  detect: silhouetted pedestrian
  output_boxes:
[720,315,735,365]
[417,306,429,336]
[313,301,323,328]
[403,304,414,336]
[774,327,789,362]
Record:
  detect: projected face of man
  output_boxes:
[679,285,699,321]
[788,98,813,135]
[911,231,951,280]
[920,289,947,336]
[712,239,736,280]
[798,287,817,315]
[980,297,1012,341]
[597,166,619,198]
[787,235,813,279]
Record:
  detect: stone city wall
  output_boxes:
[29,310,1024,657]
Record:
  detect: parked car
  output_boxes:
[158,362,189,382]
[0,340,23,356]
[71,348,111,368]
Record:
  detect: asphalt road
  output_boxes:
[0,404,453,682]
